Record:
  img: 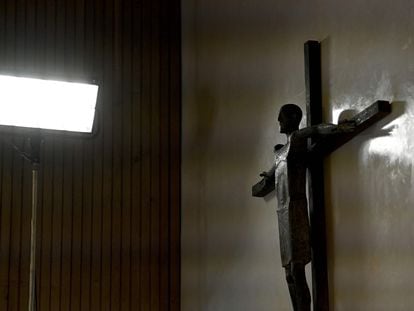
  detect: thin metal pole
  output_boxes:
[28,166,38,311]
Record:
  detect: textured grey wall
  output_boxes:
[182,1,414,310]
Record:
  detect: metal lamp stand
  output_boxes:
[29,166,39,310]
[27,136,41,311]
[10,135,42,311]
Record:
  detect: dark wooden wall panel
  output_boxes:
[0,0,181,309]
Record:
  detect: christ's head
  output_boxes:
[278,104,302,134]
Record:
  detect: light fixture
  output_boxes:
[0,73,99,311]
[0,74,98,133]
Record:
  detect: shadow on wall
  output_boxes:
[325,100,406,309]
[193,87,217,146]
[187,86,217,189]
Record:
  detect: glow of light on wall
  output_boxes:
[0,74,98,133]
[332,108,342,124]
[365,116,409,164]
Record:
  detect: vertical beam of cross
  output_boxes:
[304,40,330,311]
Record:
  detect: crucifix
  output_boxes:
[252,41,391,311]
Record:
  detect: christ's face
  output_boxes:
[278,111,300,134]
[278,112,290,134]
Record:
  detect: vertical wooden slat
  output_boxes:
[169,0,182,309]
[90,0,104,308]
[111,1,123,309]
[44,0,56,77]
[80,139,93,311]
[50,141,63,310]
[80,1,95,310]
[54,0,65,73]
[20,1,36,305]
[150,0,161,309]
[70,0,86,309]
[120,0,133,309]
[0,3,10,309]
[2,149,11,311]
[60,146,74,311]
[159,0,171,307]
[0,0,6,69]
[45,0,58,310]
[4,0,16,74]
[0,146,4,308]
[131,1,143,309]
[35,0,47,72]
[90,133,103,311]
[37,143,45,311]
[74,0,85,72]
[24,0,35,72]
[60,2,76,309]
[101,0,114,309]
[51,0,67,302]
[9,1,24,307]
[140,0,152,308]
[80,0,94,297]
[39,141,53,311]
[0,147,13,311]
[35,0,47,308]
[15,0,25,73]
[71,142,83,311]
[9,144,23,311]
[0,7,14,304]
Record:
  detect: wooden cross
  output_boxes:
[252,41,391,311]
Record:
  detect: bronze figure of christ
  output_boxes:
[252,40,391,311]
[260,104,356,311]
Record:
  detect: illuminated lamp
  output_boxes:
[0,74,99,311]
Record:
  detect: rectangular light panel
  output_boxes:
[0,74,98,133]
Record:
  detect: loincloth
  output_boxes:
[277,198,311,267]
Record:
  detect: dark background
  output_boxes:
[0,0,181,309]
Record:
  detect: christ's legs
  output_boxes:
[285,262,311,311]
